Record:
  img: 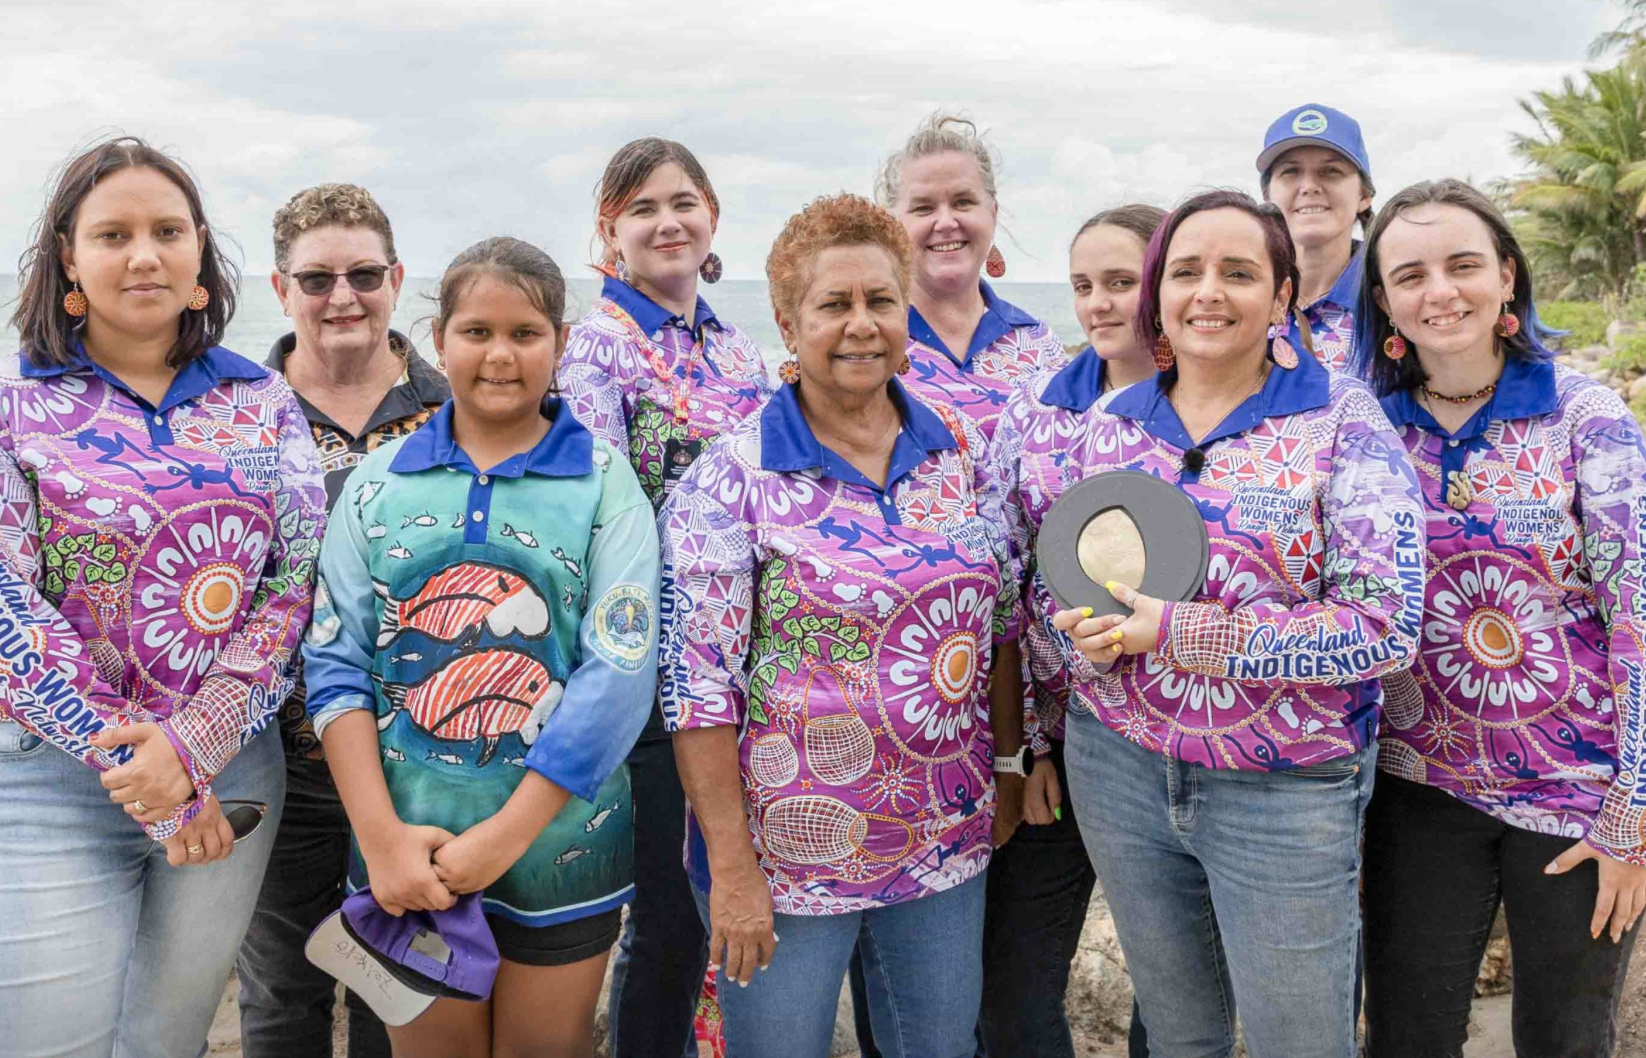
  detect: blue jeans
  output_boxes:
[1063,710,1373,1058]
[0,719,284,1058]
[693,873,986,1058]
[607,734,706,1058]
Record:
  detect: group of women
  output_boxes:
[0,100,1642,1058]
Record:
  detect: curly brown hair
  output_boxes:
[272,183,397,273]
[765,194,913,324]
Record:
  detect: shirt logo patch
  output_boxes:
[1292,109,1328,135]
[589,583,652,672]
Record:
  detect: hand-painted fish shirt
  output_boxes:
[994,349,1425,768]
[559,276,773,511]
[1377,359,1646,865]
[901,281,1069,445]
[1291,247,1362,373]
[0,345,325,838]
[267,331,449,762]
[303,400,660,925]
[659,380,1016,914]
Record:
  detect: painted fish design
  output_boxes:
[382,747,405,762]
[554,845,590,865]
[584,802,617,833]
[383,648,561,765]
[402,513,439,528]
[551,547,583,579]
[374,562,550,648]
[502,524,539,549]
[425,750,465,765]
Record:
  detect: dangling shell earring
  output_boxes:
[1383,320,1408,361]
[1495,302,1520,338]
[614,255,631,284]
[699,252,723,284]
[63,282,88,318]
[779,349,800,385]
[985,245,1006,279]
[1152,317,1175,372]
[1268,322,1299,369]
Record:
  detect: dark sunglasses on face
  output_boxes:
[284,264,391,297]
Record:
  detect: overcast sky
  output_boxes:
[0,0,1621,282]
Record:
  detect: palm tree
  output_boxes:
[1507,64,1646,298]
[1591,0,1646,60]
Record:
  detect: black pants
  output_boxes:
[850,741,1098,1058]
[607,733,708,1058]
[236,762,390,1058]
[1363,773,1637,1058]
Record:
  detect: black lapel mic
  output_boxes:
[1183,447,1206,474]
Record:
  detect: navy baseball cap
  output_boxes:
[305,888,500,1025]
[1257,104,1371,182]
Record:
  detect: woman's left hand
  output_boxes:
[1050,581,1166,663]
[95,723,194,821]
[1547,840,1646,943]
[432,818,524,895]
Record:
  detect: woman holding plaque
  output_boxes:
[661,193,1018,1058]
[1352,179,1646,1058]
[994,189,1423,1056]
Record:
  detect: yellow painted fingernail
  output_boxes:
[1081,607,1094,618]
[1104,581,1119,593]
[1112,630,1124,642]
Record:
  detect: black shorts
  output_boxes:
[486,908,622,967]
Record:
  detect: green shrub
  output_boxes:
[1540,301,1610,348]
[1606,333,1646,375]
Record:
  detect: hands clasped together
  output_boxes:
[360,816,530,917]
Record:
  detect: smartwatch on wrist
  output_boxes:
[993,746,1033,776]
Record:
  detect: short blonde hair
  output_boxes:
[765,194,913,323]
[272,183,397,272]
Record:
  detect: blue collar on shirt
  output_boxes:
[907,280,1040,366]
[1307,242,1364,313]
[389,398,594,478]
[19,342,268,413]
[759,377,957,489]
[1106,347,1332,451]
[601,275,720,337]
[1379,355,1558,438]
[1041,347,1109,412]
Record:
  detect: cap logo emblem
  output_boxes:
[1292,109,1328,135]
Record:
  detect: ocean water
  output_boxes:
[0,276,1085,370]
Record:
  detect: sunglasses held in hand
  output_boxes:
[282,264,391,297]
[147,799,267,847]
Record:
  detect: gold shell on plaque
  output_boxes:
[1077,508,1146,592]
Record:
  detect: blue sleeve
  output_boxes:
[301,470,382,735]
[523,462,660,801]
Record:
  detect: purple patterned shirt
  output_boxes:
[0,346,325,837]
[994,349,1425,767]
[659,380,1015,914]
[559,276,772,511]
[1293,249,1361,373]
[901,281,1068,445]
[1378,359,1646,864]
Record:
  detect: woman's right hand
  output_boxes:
[161,795,235,867]
[708,855,778,987]
[1022,753,1063,826]
[360,823,458,917]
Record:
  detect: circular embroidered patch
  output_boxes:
[589,583,652,672]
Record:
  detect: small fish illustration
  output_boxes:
[502,524,540,549]
[426,750,465,766]
[382,747,405,762]
[377,710,399,731]
[387,544,413,560]
[562,585,575,609]
[554,845,591,865]
[550,547,583,579]
[501,755,527,768]
[402,513,439,528]
[584,803,618,833]
[451,512,468,529]
[390,651,423,664]
[365,523,388,539]
[356,481,384,511]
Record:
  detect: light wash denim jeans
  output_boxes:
[693,872,986,1058]
[0,720,284,1058]
[1063,709,1373,1058]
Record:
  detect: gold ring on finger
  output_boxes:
[186,843,205,855]
[131,799,148,813]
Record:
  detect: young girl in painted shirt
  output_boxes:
[304,237,659,1058]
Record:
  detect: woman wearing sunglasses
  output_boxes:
[0,137,326,1058]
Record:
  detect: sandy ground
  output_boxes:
[206,950,1646,1057]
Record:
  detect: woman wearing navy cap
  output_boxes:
[1258,104,1375,373]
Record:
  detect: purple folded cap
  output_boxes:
[340,888,500,1002]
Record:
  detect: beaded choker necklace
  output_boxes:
[1421,381,1496,405]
